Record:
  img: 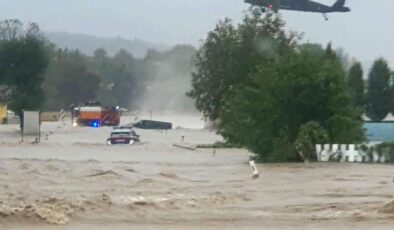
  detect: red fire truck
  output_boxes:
[73,103,120,127]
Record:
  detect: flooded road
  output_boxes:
[0,116,393,229]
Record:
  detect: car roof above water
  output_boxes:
[111,129,131,134]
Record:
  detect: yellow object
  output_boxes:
[0,103,6,124]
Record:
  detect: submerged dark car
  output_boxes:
[133,120,172,130]
[106,128,140,145]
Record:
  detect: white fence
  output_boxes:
[316,144,386,163]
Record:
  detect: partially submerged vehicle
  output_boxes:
[106,127,140,145]
[133,120,172,130]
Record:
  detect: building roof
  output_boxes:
[363,113,394,123]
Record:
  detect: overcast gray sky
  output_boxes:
[1,0,393,67]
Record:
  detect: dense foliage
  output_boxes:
[0,20,49,115]
[189,10,365,162]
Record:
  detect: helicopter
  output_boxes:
[244,0,350,20]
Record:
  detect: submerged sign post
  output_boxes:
[22,111,41,143]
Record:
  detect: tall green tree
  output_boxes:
[348,62,365,108]
[189,10,364,162]
[0,20,49,116]
[366,58,391,121]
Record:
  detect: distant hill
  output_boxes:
[46,32,167,58]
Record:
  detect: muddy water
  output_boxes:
[0,116,393,229]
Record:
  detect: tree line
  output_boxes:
[0,19,196,116]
